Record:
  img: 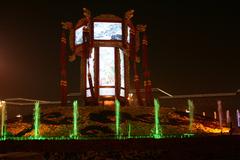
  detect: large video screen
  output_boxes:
[99,47,115,87]
[94,22,122,40]
[75,26,84,45]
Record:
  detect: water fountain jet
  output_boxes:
[115,99,121,138]
[34,101,40,138]
[0,101,7,138]
[72,100,79,138]
[188,99,194,133]
[153,98,163,139]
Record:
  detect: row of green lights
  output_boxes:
[0,134,194,141]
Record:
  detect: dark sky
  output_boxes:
[0,0,240,100]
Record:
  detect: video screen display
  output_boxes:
[99,47,115,87]
[75,26,84,45]
[94,22,122,40]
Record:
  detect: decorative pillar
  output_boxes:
[60,31,68,106]
[133,27,143,106]
[115,48,120,100]
[125,48,130,105]
[124,10,134,105]
[142,30,153,106]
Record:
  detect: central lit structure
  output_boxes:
[60,9,153,106]
[77,14,130,105]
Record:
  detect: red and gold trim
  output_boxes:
[60,31,68,106]
[60,80,68,87]
[142,31,153,106]
[131,27,143,106]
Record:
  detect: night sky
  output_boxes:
[0,1,239,100]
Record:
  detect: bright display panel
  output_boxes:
[86,49,95,88]
[119,49,125,88]
[99,47,115,87]
[86,89,91,97]
[120,89,125,97]
[99,88,115,96]
[94,22,122,40]
[75,26,84,45]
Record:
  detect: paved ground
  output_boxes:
[0,136,240,160]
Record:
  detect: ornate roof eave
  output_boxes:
[75,8,91,29]
[75,18,88,29]
[124,9,135,29]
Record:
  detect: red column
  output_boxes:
[142,32,153,106]
[60,32,68,106]
[131,29,143,106]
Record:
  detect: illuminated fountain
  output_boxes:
[115,99,121,138]
[214,111,217,119]
[237,109,240,127]
[33,101,40,138]
[0,9,202,142]
[72,100,79,138]
[128,123,131,138]
[226,110,231,127]
[188,99,194,132]
[0,101,7,138]
[217,100,223,132]
[152,98,163,139]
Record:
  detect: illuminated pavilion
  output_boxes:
[60,8,153,106]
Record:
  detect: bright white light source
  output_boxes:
[202,112,206,116]
[86,89,91,97]
[120,89,125,97]
[99,88,115,96]
[16,114,22,118]
[214,111,217,119]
